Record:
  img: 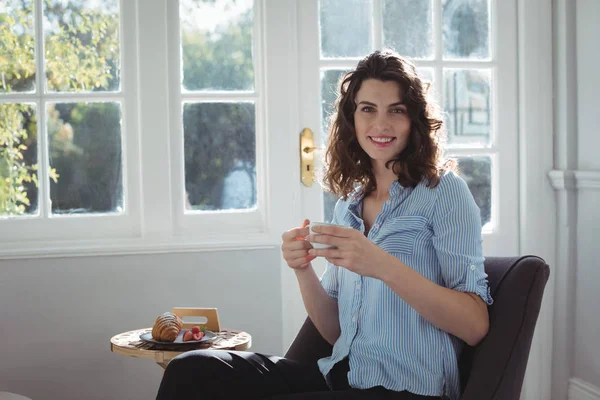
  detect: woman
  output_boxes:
[156,50,492,400]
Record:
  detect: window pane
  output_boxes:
[444,69,491,147]
[43,0,121,92]
[383,0,432,59]
[180,0,254,91]
[48,102,123,214]
[416,67,435,97]
[0,0,36,93]
[183,102,256,211]
[456,156,491,226]
[443,0,490,60]
[320,69,348,138]
[320,0,372,58]
[417,67,434,83]
[0,103,38,216]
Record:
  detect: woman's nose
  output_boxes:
[373,113,392,131]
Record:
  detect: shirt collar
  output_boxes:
[389,180,404,197]
[347,180,405,208]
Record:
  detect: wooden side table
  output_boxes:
[110,327,252,368]
[110,307,251,368]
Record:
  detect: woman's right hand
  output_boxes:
[281,219,316,270]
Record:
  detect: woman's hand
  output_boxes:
[281,219,316,270]
[307,225,391,279]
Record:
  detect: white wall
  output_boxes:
[573,0,600,393]
[0,249,284,400]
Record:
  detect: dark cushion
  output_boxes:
[284,256,550,400]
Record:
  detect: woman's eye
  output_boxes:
[391,108,406,114]
[361,107,374,112]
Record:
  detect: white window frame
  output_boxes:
[0,0,291,258]
[165,0,270,239]
[0,0,142,249]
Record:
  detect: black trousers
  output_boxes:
[156,350,442,400]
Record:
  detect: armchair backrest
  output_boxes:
[459,256,550,399]
[284,256,550,400]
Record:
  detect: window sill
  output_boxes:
[0,233,281,260]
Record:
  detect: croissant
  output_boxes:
[152,312,183,342]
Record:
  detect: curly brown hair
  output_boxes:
[322,50,455,200]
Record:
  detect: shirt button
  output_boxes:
[352,316,357,323]
[355,283,361,290]
[470,264,476,271]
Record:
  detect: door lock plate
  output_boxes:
[300,128,315,187]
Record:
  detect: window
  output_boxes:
[0,0,517,257]
[179,0,257,212]
[169,0,267,236]
[0,0,142,245]
[1,0,123,217]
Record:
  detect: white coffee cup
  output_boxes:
[307,221,345,249]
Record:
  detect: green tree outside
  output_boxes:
[0,0,119,216]
[180,3,256,210]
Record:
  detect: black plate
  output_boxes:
[140,330,216,345]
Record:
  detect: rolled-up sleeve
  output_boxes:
[432,172,493,305]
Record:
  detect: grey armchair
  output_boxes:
[284,256,550,400]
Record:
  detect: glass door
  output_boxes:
[297,0,519,257]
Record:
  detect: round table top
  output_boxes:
[110,328,252,365]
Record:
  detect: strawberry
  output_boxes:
[192,331,204,341]
[182,330,194,342]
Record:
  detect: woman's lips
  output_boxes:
[369,136,396,148]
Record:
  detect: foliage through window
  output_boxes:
[0,0,123,218]
[179,0,257,212]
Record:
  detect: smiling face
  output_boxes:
[353,79,411,168]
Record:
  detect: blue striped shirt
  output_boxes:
[317,171,493,400]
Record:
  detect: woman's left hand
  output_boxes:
[307,225,391,279]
